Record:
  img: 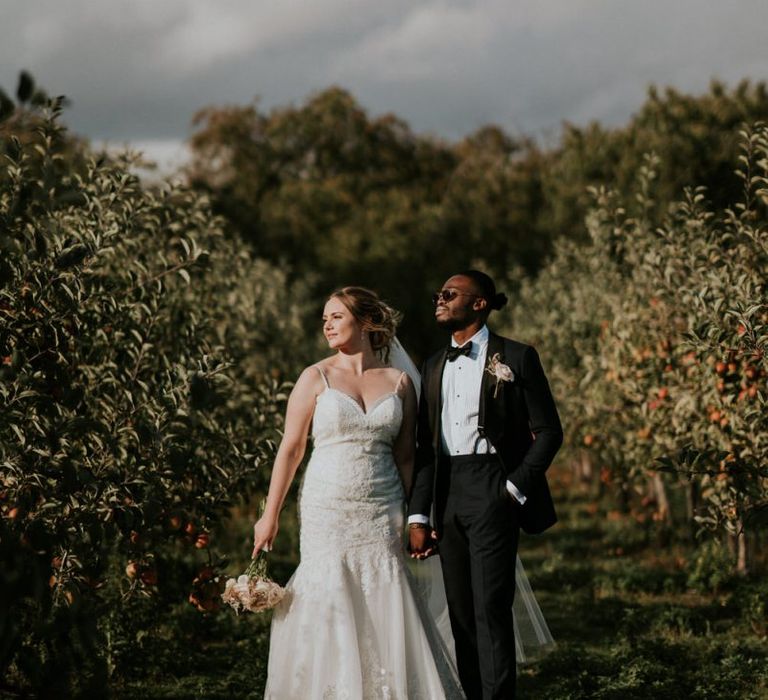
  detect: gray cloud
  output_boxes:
[3,0,767,165]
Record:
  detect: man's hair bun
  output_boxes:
[492,293,508,311]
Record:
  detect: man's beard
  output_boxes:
[436,315,466,332]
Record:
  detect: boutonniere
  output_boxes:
[486,353,514,398]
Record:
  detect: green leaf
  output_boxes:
[9,424,25,445]
[55,244,89,269]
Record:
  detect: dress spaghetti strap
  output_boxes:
[394,370,408,396]
[315,365,330,388]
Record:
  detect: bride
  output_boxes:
[252,287,551,699]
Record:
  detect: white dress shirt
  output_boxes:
[409,326,525,526]
[440,325,495,457]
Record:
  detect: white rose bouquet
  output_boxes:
[222,497,287,614]
[221,553,287,614]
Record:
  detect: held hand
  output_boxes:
[252,516,279,558]
[408,525,439,560]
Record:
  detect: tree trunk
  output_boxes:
[570,457,581,485]
[652,472,672,525]
[685,480,698,539]
[579,450,593,483]
[570,451,594,488]
[735,521,749,575]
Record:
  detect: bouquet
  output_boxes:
[221,552,287,614]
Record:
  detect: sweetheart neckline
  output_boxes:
[318,387,402,417]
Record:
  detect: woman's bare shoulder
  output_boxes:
[293,363,328,395]
[382,365,406,381]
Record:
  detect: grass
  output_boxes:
[515,475,768,699]
[111,471,768,699]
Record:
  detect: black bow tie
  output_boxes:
[446,343,473,362]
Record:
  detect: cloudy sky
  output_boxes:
[3,0,767,167]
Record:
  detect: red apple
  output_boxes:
[140,568,158,586]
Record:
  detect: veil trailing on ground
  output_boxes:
[388,336,555,665]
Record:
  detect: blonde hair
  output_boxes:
[330,287,402,362]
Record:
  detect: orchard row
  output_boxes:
[502,129,768,574]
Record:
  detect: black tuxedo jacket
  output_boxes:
[408,331,563,535]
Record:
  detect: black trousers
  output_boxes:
[437,454,520,700]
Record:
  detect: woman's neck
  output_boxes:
[334,348,381,375]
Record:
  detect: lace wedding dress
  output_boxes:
[264,368,465,699]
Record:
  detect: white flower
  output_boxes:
[221,563,288,614]
[221,577,243,612]
[486,353,514,397]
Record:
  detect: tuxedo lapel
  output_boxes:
[478,332,506,439]
[428,348,448,453]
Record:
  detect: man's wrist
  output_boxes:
[407,514,430,526]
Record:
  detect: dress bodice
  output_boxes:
[300,372,406,543]
[303,384,405,508]
[311,387,403,454]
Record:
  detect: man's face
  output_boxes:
[434,275,486,331]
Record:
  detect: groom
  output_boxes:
[408,270,563,700]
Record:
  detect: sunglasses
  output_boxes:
[432,289,480,305]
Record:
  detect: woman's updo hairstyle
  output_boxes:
[459,269,508,314]
[330,287,403,362]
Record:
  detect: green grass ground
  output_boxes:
[113,473,768,699]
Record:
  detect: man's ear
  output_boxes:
[473,297,488,313]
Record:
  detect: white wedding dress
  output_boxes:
[265,368,465,699]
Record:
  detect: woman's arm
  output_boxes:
[392,373,418,497]
[252,366,322,555]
